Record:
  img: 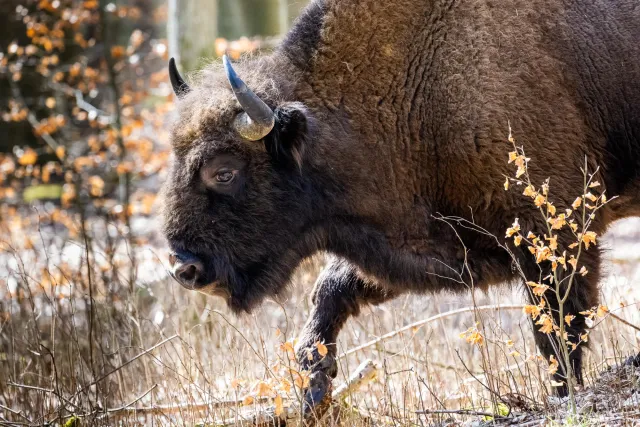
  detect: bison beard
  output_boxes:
[162,0,640,409]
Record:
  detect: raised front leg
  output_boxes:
[295,256,397,415]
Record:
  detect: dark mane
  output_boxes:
[278,0,326,72]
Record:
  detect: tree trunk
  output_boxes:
[174,0,219,71]
[168,0,310,71]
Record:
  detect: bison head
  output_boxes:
[161,56,323,313]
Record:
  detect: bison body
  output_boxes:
[162,0,640,400]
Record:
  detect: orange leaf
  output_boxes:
[581,231,597,249]
[315,341,328,357]
[279,341,294,354]
[18,148,38,165]
[111,45,125,59]
[274,394,284,416]
[596,305,609,318]
[548,355,559,375]
[564,314,575,326]
[572,197,582,210]
[256,381,272,397]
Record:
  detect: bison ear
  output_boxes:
[263,102,309,169]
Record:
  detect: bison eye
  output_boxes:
[200,155,245,193]
[216,170,235,183]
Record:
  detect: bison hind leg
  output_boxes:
[524,247,601,397]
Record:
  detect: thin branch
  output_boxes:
[338,304,526,360]
[0,404,32,424]
[8,382,82,412]
[332,359,377,399]
[600,311,640,333]
[48,80,113,123]
[205,359,379,426]
[0,415,32,426]
[69,334,178,401]
[7,78,63,156]
[454,349,510,409]
[56,384,159,422]
[105,383,158,414]
[94,396,274,417]
[416,408,508,419]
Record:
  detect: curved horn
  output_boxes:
[169,58,190,97]
[223,55,275,141]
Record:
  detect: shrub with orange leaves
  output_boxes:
[501,128,615,411]
[459,323,485,346]
[0,0,174,243]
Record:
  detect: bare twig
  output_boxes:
[0,404,32,424]
[95,397,275,417]
[332,359,377,399]
[8,382,82,412]
[208,359,379,426]
[7,78,63,157]
[604,312,640,333]
[69,334,178,401]
[0,415,32,426]
[29,356,375,424]
[416,408,508,419]
[48,80,114,123]
[104,383,158,414]
[54,384,159,423]
[338,304,526,360]
[454,349,510,409]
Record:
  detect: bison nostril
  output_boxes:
[178,263,199,282]
[170,251,206,289]
[175,260,204,284]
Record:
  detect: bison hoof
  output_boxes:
[302,370,333,418]
[296,346,337,420]
[554,382,569,398]
[623,352,640,368]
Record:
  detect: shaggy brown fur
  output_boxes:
[162,0,640,403]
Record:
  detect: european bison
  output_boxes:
[162,0,640,405]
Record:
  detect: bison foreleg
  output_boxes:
[295,256,397,417]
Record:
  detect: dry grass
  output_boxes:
[3,0,638,423]
[1,205,640,426]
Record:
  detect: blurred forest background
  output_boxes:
[0,1,319,425]
[2,1,640,426]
